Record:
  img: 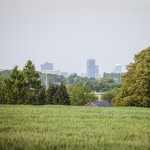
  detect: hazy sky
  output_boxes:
[0,0,150,74]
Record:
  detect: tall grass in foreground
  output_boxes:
[0,105,150,150]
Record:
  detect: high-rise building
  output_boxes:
[95,65,99,78]
[114,64,122,73]
[41,62,53,73]
[86,59,99,78]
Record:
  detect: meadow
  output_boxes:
[0,105,150,150]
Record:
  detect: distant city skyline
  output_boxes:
[0,0,150,73]
[39,60,123,77]
[0,58,124,75]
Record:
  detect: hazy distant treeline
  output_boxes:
[0,70,121,93]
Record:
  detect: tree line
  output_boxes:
[1,47,149,107]
[0,60,96,105]
[1,70,121,93]
[0,60,69,105]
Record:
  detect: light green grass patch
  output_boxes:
[0,105,150,150]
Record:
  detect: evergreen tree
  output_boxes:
[46,83,56,104]
[37,86,46,105]
[27,89,37,105]
[23,60,41,90]
[5,66,28,104]
[0,76,6,104]
[55,82,70,105]
[0,61,45,105]
[52,84,60,104]
[46,82,70,105]
[23,60,42,104]
[113,47,150,107]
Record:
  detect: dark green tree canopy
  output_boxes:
[5,66,28,104]
[46,82,70,105]
[0,60,70,105]
[113,47,150,107]
[23,60,41,90]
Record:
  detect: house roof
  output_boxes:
[86,100,111,107]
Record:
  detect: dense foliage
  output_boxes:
[0,76,5,103]
[1,70,121,93]
[113,47,150,107]
[47,82,70,105]
[1,60,101,105]
[67,83,97,105]
[92,78,121,92]
[0,60,121,105]
[0,61,70,105]
[101,88,120,103]
[4,66,28,104]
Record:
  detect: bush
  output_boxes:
[101,88,120,103]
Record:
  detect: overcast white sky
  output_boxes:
[0,0,150,74]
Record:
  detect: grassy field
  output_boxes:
[0,105,150,150]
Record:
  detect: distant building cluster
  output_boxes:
[40,60,122,78]
[86,59,99,78]
[41,62,68,77]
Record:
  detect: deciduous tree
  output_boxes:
[67,83,97,105]
[113,47,150,107]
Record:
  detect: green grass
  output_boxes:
[0,105,150,150]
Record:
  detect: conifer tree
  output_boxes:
[23,60,41,90]
[5,66,28,104]
[23,60,41,104]
[46,82,70,105]
[0,76,6,104]
[52,84,60,104]
[46,83,56,104]
[37,86,46,105]
[56,82,70,105]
